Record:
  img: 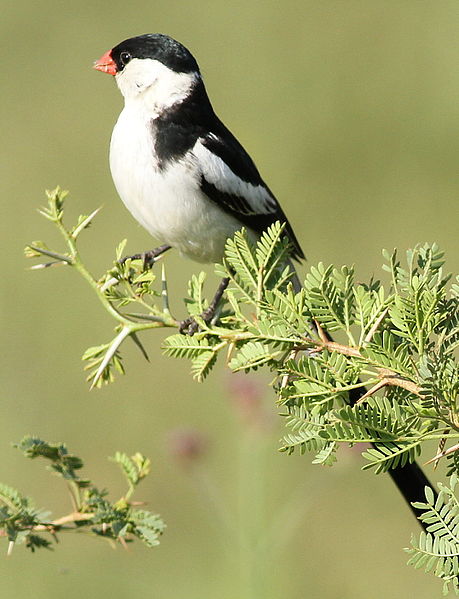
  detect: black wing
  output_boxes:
[195,127,305,262]
[153,78,304,261]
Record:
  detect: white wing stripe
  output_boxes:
[192,140,275,215]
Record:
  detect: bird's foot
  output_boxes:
[119,244,171,269]
[179,306,218,336]
[179,276,230,336]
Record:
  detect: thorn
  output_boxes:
[424,442,459,466]
[355,380,388,404]
[71,206,103,238]
[161,264,170,314]
[226,342,235,365]
[7,541,14,557]
[119,536,129,551]
[29,261,68,270]
[280,350,299,390]
[313,320,328,344]
[433,432,449,470]
[27,246,71,264]
[363,308,389,345]
[100,276,119,292]
[90,327,131,389]
[131,332,149,362]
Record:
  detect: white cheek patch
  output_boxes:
[193,140,276,215]
[115,58,199,113]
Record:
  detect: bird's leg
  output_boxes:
[119,244,172,269]
[179,277,230,336]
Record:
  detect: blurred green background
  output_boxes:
[1,1,459,597]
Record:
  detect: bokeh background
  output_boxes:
[1,1,459,597]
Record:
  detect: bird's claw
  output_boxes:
[119,250,158,269]
[179,307,216,336]
[179,276,230,335]
[119,245,171,269]
[179,316,200,336]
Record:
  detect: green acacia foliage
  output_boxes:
[22,188,459,593]
[0,437,164,553]
[406,478,459,596]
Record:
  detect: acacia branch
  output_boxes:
[296,336,422,398]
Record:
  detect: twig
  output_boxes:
[424,442,459,466]
[295,337,422,397]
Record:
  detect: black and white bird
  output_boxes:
[94,33,304,331]
[94,33,435,521]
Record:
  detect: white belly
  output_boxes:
[109,106,243,263]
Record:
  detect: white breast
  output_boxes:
[109,105,243,263]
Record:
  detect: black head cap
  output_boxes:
[110,34,200,75]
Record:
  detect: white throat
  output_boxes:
[115,57,199,116]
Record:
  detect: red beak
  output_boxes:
[93,50,117,76]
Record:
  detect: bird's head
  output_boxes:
[94,34,201,112]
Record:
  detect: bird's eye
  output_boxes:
[120,51,132,66]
